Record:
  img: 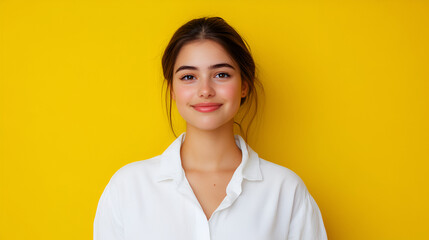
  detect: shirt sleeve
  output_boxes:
[93,181,124,240]
[287,179,328,240]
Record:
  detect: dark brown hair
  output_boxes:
[161,17,263,140]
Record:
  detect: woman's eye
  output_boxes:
[216,72,230,78]
[180,75,195,80]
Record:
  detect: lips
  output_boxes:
[192,103,222,113]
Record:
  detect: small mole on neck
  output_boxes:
[213,184,216,187]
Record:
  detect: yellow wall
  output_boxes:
[1,0,428,239]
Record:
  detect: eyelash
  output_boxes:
[180,75,195,80]
[180,72,231,80]
[216,72,230,78]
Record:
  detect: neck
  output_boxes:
[180,121,242,172]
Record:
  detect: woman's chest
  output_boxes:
[184,170,234,220]
[120,179,292,240]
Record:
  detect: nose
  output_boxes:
[198,78,215,98]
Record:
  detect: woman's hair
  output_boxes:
[161,16,263,140]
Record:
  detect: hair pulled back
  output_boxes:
[162,17,262,140]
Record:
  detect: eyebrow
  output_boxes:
[175,63,235,74]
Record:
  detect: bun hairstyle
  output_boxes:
[162,17,262,140]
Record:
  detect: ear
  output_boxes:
[168,83,176,101]
[170,90,176,101]
[241,81,249,98]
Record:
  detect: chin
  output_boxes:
[186,118,234,132]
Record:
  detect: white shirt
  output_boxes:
[94,133,327,240]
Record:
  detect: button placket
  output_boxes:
[175,173,212,240]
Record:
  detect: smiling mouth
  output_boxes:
[192,103,222,113]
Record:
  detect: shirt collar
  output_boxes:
[155,132,263,183]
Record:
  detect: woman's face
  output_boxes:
[171,39,248,132]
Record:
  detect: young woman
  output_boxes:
[94,17,327,240]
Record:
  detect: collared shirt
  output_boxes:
[94,133,327,240]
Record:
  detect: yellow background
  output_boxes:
[1,0,428,239]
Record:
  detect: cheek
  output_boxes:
[173,85,194,105]
[218,82,242,104]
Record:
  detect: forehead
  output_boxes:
[174,39,237,70]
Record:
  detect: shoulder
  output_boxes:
[106,155,162,187]
[258,158,308,191]
[257,158,324,221]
